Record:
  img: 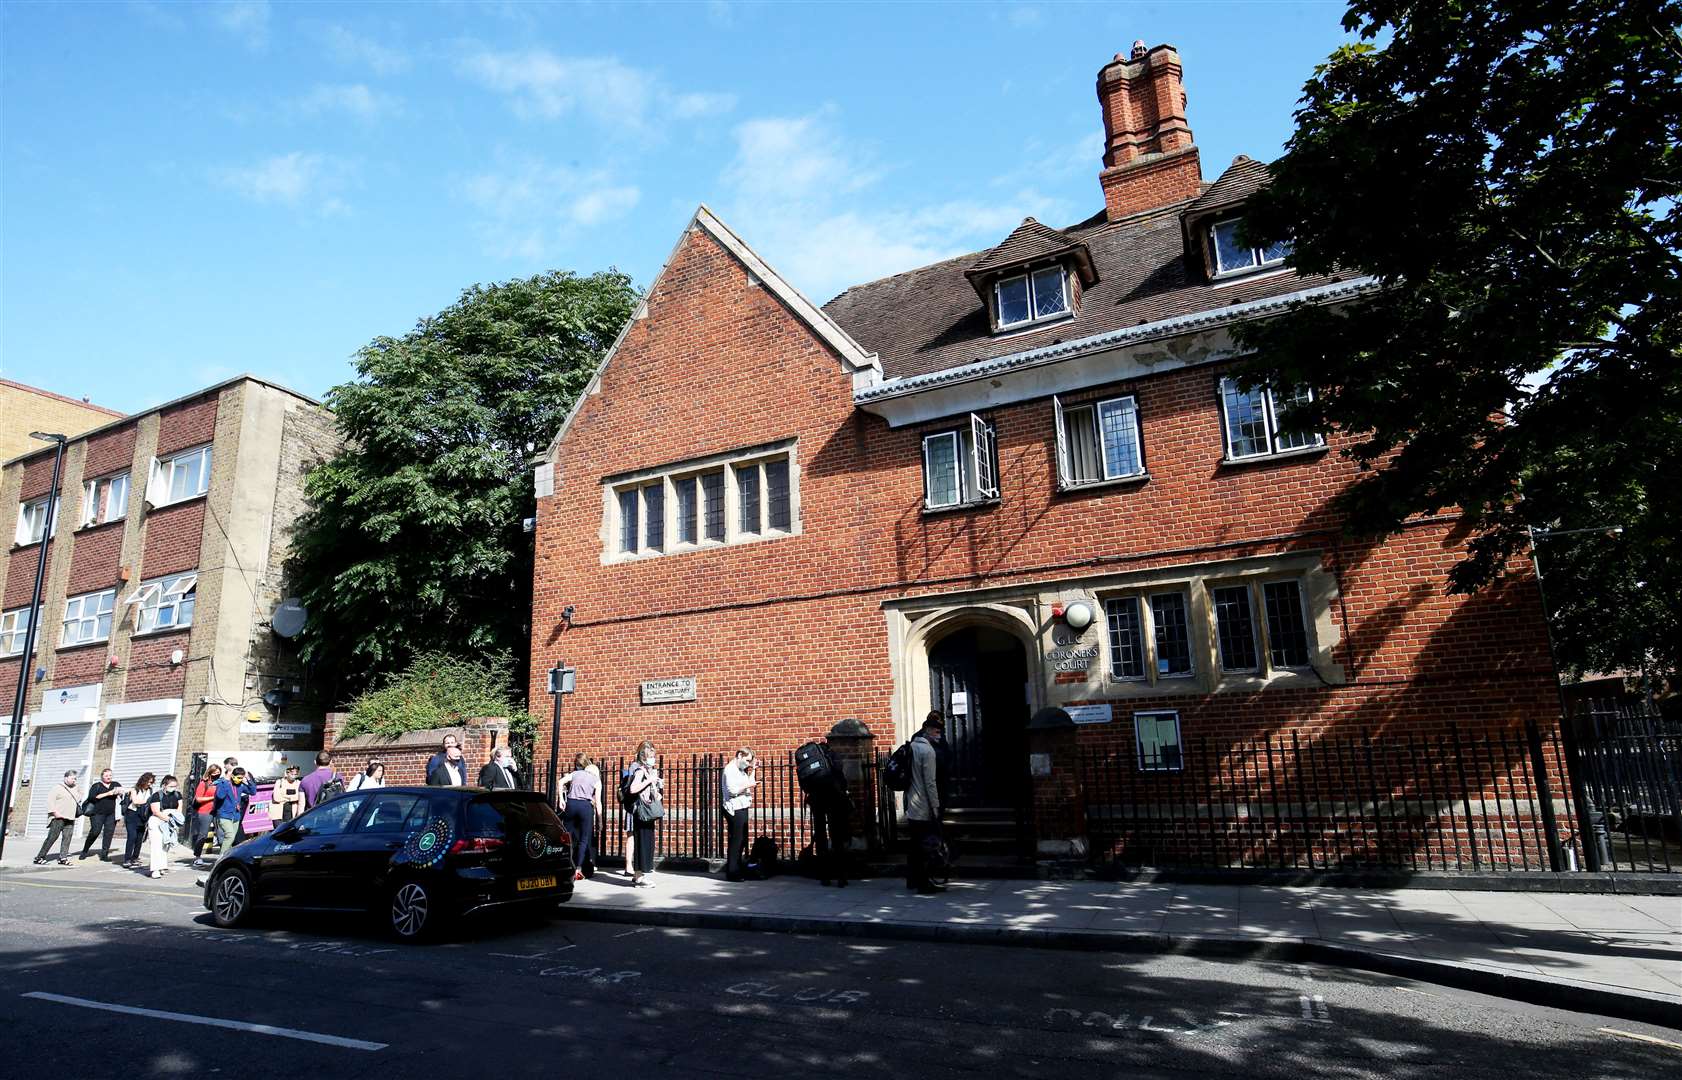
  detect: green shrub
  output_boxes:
[342,652,534,766]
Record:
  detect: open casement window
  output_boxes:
[1218,378,1324,461]
[82,473,130,528]
[14,496,58,546]
[146,445,213,509]
[922,414,998,510]
[127,571,198,634]
[1053,395,1143,488]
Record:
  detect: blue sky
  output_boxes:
[1,1,1353,414]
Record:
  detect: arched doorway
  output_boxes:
[927,624,1030,806]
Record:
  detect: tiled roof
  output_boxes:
[824,195,1341,381]
[1183,155,1272,218]
[963,218,1092,282]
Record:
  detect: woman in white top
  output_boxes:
[348,761,385,791]
[122,773,156,868]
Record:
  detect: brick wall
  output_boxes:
[322,712,510,788]
[528,223,1564,862]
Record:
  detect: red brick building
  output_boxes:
[528,44,1561,865]
[1,376,340,845]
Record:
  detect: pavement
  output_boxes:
[558,866,1682,1026]
[2,858,1680,1078]
[3,845,1678,1028]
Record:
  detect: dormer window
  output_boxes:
[1210,216,1291,277]
[995,266,1070,329]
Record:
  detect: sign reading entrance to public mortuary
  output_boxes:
[640,677,697,705]
[950,691,969,716]
[1065,704,1113,725]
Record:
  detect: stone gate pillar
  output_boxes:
[826,718,876,851]
[1028,707,1088,859]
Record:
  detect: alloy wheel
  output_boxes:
[213,873,247,925]
[391,882,430,938]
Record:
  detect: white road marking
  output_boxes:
[0,879,199,897]
[20,992,387,1051]
[1598,1028,1682,1052]
[1298,994,1330,1021]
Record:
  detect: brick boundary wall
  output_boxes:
[322,713,510,788]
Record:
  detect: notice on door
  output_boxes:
[950,691,969,716]
[640,677,697,705]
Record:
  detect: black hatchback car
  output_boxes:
[202,786,574,941]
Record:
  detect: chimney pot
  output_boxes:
[1131,39,1148,59]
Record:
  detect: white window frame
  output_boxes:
[1133,710,1184,772]
[922,413,998,511]
[127,571,198,634]
[146,445,213,509]
[1218,378,1324,462]
[14,496,58,546]
[606,445,797,562]
[0,606,41,657]
[994,265,1071,330]
[60,588,116,647]
[1209,215,1291,278]
[1053,394,1145,489]
[80,472,130,528]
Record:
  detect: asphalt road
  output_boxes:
[0,870,1677,1079]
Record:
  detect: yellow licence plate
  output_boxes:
[517,875,558,892]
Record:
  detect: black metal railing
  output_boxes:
[1566,700,1682,873]
[1080,725,1582,873]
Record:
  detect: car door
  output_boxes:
[335,791,432,909]
[256,794,368,908]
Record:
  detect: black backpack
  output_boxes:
[747,835,778,878]
[618,768,639,811]
[794,741,833,795]
[314,776,346,806]
[882,741,915,791]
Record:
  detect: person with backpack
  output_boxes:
[905,713,945,895]
[625,740,662,887]
[720,748,757,882]
[299,751,342,809]
[349,760,385,791]
[798,740,851,888]
[269,765,305,824]
[121,773,156,869]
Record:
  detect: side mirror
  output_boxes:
[275,826,306,844]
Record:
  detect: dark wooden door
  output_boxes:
[929,632,984,805]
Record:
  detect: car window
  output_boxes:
[297,794,366,838]
[465,793,563,837]
[355,792,427,834]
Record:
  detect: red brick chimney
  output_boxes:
[1097,40,1203,221]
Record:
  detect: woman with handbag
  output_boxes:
[121,773,155,869]
[269,765,304,824]
[627,741,663,888]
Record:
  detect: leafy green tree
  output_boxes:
[340,651,537,767]
[1235,0,1681,687]
[291,270,639,701]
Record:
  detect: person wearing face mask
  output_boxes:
[477,745,519,789]
[626,740,663,887]
[427,741,468,787]
[145,775,184,879]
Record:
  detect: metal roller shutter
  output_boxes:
[109,714,181,790]
[25,723,93,839]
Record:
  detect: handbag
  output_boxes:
[79,798,96,817]
[632,787,664,823]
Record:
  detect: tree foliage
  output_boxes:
[1236,0,1681,686]
[290,270,639,700]
[339,651,538,766]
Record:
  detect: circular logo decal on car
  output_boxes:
[524,830,546,859]
[400,818,454,868]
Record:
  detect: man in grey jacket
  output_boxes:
[905,713,945,895]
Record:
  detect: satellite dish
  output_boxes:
[271,597,307,639]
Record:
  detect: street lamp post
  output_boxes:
[0,432,68,863]
[545,662,576,808]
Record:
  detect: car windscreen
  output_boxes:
[464,793,564,837]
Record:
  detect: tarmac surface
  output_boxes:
[0,859,1678,1078]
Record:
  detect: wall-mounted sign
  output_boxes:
[950,691,969,716]
[1046,640,1099,673]
[245,722,315,737]
[640,677,697,705]
[1065,704,1113,725]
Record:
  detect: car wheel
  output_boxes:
[210,868,252,928]
[388,880,436,942]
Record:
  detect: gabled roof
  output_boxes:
[825,197,1343,382]
[962,217,1097,295]
[1183,154,1272,219]
[541,205,881,461]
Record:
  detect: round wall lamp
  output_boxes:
[1061,600,1095,631]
